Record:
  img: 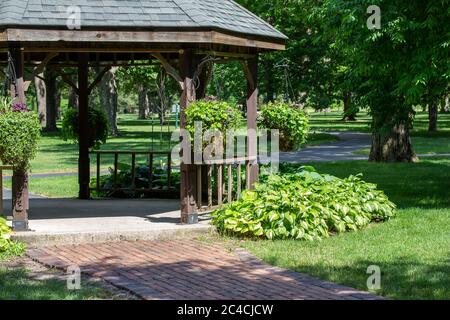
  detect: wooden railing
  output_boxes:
[89,151,176,196]
[0,165,13,215]
[196,156,257,212]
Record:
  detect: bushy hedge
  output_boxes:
[0,217,25,259]
[0,100,41,171]
[211,166,396,240]
[260,102,309,151]
[184,100,244,137]
[62,106,109,149]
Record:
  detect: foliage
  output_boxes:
[212,166,396,240]
[61,106,109,149]
[0,217,25,260]
[91,163,180,198]
[0,98,41,171]
[184,100,244,137]
[315,0,449,157]
[260,102,309,151]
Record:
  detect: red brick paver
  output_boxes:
[27,240,384,300]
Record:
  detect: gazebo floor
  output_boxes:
[7,198,212,246]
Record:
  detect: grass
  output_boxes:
[0,268,109,300]
[308,110,450,134]
[27,114,179,174]
[240,157,450,300]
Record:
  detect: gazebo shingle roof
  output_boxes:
[0,0,287,41]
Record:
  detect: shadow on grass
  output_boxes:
[261,254,450,300]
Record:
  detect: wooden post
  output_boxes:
[180,49,199,224]
[244,56,259,189]
[9,47,29,231]
[78,53,91,199]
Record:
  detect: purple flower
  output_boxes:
[11,103,30,113]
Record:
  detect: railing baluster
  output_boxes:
[114,153,119,191]
[197,165,202,209]
[218,164,223,206]
[167,153,172,189]
[96,153,100,194]
[207,165,212,208]
[149,153,154,190]
[228,164,233,203]
[237,163,242,200]
[131,153,136,189]
[246,160,251,190]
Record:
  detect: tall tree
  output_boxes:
[317,0,449,162]
[43,69,59,132]
[99,67,119,135]
[34,73,46,126]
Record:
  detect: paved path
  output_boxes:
[28,240,384,300]
[280,132,371,163]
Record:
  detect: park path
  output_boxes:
[280,131,371,163]
[27,239,384,300]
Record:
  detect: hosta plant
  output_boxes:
[211,166,396,240]
[0,217,12,252]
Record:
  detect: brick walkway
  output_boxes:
[27,240,384,300]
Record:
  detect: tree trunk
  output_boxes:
[342,92,356,121]
[68,86,78,109]
[428,102,438,132]
[34,73,47,127]
[138,85,150,120]
[99,67,119,136]
[369,123,418,162]
[440,95,449,113]
[43,69,59,132]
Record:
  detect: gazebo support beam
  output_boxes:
[9,46,30,231]
[243,56,259,189]
[78,53,90,199]
[180,49,200,224]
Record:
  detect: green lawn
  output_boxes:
[240,158,450,300]
[0,268,109,300]
[28,114,178,174]
[308,110,450,134]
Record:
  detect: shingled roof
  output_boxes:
[0,0,287,41]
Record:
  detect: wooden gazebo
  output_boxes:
[0,0,287,231]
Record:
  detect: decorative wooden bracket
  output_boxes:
[52,64,112,96]
[88,65,112,94]
[24,52,59,88]
[52,66,79,95]
[240,60,256,90]
[152,53,184,90]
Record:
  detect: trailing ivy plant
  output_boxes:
[260,102,309,151]
[0,98,41,171]
[61,105,109,149]
[211,166,396,240]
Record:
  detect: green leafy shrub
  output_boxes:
[0,99,41,170]
[211,166,396,240]
[61,106,109,149]
[91,162,180,198]
[184,100,244,138]
[260,102,309,151]
[0,216,25,260]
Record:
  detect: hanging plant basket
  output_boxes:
[0,101,41,172]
